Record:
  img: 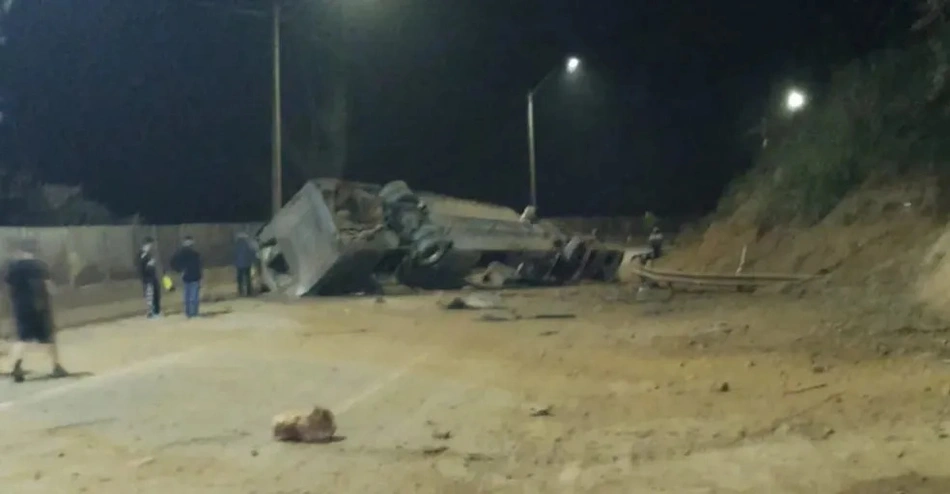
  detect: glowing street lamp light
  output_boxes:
[785,88,806,112]
[566,56,580,73]
[526,56,583,209]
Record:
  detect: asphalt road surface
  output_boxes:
[1,289,949,493]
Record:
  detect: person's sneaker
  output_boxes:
[11,360,24,383]
[50,364,68,379]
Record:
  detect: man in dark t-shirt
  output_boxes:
[4,241,68,382]
[139,237,162,318]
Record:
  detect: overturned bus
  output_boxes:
[256,178,628,296]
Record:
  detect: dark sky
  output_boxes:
[0,0,917,223]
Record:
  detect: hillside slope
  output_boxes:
[658,179,950,319]
[663,180,938,278]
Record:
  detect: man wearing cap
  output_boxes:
[139,237,162,318]
[3,240,68,382]
[170,235,203,318]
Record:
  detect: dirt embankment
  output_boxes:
[658,179,950,320]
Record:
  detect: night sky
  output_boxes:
[0,0,918,223]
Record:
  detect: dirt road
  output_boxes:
[0,286,949,493]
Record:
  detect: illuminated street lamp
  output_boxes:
[566,56,580,74]
[526,56,583,209]
[785,88,806,112]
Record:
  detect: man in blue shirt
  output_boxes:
[170,236,203,318]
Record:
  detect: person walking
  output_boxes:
[170,236,203,318]
[233,232,256,297]
[4,239,68,382]
[138,237,162,318]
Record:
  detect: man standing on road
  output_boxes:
[170,236,203,318]
[139,237,162,318]
[4,239,68,382]
[648,226,664,263]
[233,231,256,297]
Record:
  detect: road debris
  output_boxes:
[474,311,576,322]
[422,445,449,456]
[272,406,337,443]
[441,293,505,310]
[128,456,155,468]
[784,383,829,396]
[712,381,731,393]
[822,427,836,439]
[532,313,577,319]
[477,312,518,322]
[705,321,733,335]
[529,405,554,417]
[470,261,519,288]
[432,430,452,440]
[464,452,493,463]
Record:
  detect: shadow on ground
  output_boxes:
[196,309,233,319]
[0,370,94,382]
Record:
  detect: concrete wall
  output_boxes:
[0,223,260,287]
[0,223,262,336]
[0,216,689,286]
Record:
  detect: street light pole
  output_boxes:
[196,0,289,215]
[271,0,283,216]
[525,56,580,211]
[526,91,537,209]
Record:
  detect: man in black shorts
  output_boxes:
[4,240,68,383]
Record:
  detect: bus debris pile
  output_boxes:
[256,178,633,297]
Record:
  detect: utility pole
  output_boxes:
[271,0,283,216]
[199,0,285,216]
[526,92,537,209]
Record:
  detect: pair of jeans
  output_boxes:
[183,281,201,318]
[143,279,161,317]
[236,267,252,297]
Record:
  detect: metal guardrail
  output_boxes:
[629,263,816,288]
